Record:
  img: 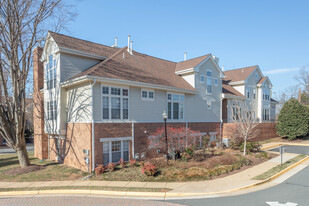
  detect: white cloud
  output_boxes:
[264,67,300,75]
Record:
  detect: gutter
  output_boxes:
[91,78,97,171]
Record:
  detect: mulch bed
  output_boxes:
[4,164,46,175]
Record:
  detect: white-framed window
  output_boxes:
[255,73,258,80]
[207,101,211,109]
[206,71,212,94]
[167,93,184,120]
[102,139,130,165]
[46,100,57,120]
[246,88,250,98]
[102,85,129,120]
[46,54,56,90]
[141,89,154,101]
[200,75,205,84]
[253,88,256,99]
[263,109,270,121]
[263,89,270,101]
[214,78,218,86]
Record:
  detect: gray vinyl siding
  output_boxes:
[59,53,100,82]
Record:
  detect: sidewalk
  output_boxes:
[0,153,302,195]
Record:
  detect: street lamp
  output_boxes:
[162,110,168,162]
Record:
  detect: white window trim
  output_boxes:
[101,84,129,120]
[141,89,155,101]
[167,93,185,120]
[102,138,130,164]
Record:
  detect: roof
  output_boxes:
[71,47,196,91]
[271,98,278,103]
[49,31,120,58]
[223,65,257,83]
[175,54,210,73]
[258,76,267,84]
[222,80,245,98]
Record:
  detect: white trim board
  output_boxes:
[100,137,132,142]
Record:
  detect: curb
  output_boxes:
[0,156,308,198]
[261,142,309,151]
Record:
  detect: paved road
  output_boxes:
[0,145,34,154]
[167,145,309,206]
[269,145,309,155]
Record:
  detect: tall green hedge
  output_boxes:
[276,98,309,140]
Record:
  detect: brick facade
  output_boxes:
[33,47,48,159]
[222,122,278,142]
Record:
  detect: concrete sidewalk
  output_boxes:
[0,153,301,195]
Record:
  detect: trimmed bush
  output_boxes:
[94,164,105,175]
[276,98,309,140]
[141,162,157,176]
[107,163,116,172]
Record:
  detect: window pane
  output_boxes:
[207,78,212,93]
[111,97,121,119]
[180,103,184,119]
[201,75,205,83]
[111,88,121,95]
[112,152,121,163]
[50,101,53,120]
[142,91,147,98]
[123,151,129,161]
[207,71,212,77]
[123,89,128,96]
[123,98,128,119]
[103,142,109,153]
[49,55,53,68]
[103,97,109,119]
[123,140,129,151]
[112,141,121,163]
[149,92,154,99]
[180,95,184,101]
[173,94,179,101]
[103,154,109,165]
[167,94,172,100]
[173,102,179,119]
[102,87,109,94]
[168,102,172,119]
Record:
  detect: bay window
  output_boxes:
[167,93,184,120]
[102,86,129,120]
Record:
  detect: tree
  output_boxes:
[230,101,259,155]
[148,127,205,160]
[295,66,309,93]
[0,0,73,168]
[276,98,309,140]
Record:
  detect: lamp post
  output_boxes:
[162,110,168,162]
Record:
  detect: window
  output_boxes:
[246,88,250,98]
[102,86,129,120]
[263,109,270,121]
[46,100,57,120]
[46,54,56,90]
[167,93,184,120]
[141,89,154,101]
[214,78,218,86]
[253,88,256,99]
[263,89,270,101]
[206,71,212,94]
[255,73,258,80]
[200,75,205,84]
[102,140,130,165]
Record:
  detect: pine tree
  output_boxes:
[276,98,309,140]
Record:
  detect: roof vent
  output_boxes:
[184,52,187,61]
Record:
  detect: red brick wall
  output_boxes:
[33,47,48,159]
[222,122,278,142]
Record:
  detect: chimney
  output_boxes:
[184,52,187,61]
[130,40,133,54]
[113,37,118,47]
[127,35,131,52]
[222,66,224,71]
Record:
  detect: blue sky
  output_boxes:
[65,0,309,96]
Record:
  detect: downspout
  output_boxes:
[91,79,96,171]
[220,96,223,144]
[131,121,135,159]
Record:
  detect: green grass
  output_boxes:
[0,186,169,193]
[253,154,307,180]
[0,151,88,182]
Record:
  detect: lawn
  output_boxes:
[0,151,87,182]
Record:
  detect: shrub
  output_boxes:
[276,98,309,140]
[129,159,137,167]
[94,164,105,175]
[256,151,270,159]
[139,161,145,167]
[141,162,157,176]
[230,136,244,149]
[184,146,194,157]
[107,163,116,172]
[239,142,261,153]
[118,159,126,168]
